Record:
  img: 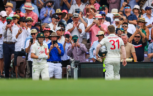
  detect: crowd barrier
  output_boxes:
[78,62,153,78]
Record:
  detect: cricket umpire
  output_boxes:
[47,32,64,79]
[31,33,50,80]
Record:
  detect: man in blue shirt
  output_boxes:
[39,0,55,24]
[47,32,64,79]
[123,5,137,25]
[89,31,105,62]
[20,0,39,17]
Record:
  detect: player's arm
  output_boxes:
[31,53,39,59]
[96,44,102,59]
[121,45,127,66]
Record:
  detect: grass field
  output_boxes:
[0,78,153,96]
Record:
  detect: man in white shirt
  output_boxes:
[48,14,59,32]
[66,13,85,43]
[12,17,31,78]
[25,29,38,78]
[96,25,127,80]
[43,25,52,45]
[5,2,14,17]
[69,0,85,17]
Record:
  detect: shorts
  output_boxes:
[61,59,70,67]
[104,58,120,80]
[32,64,49,80]
[47,62,62,79]
[0,44,3,59]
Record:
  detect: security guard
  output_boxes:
[31,33,50,80]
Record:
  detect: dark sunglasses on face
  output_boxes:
[134,36,140,38]
[5,7,8,8]
[31,33,36,35]
[13,18,17,20]
[122,25,128,27]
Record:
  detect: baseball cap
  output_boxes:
[1,11,7,17]
[62,10,68,14]
[64,31,71,36]
[6,17,13,20]
[145,6,153,10]
[31,29,37,33]
[95,14,103,19]
[12,14,20,19]
[72,35,78,40]
[73,13,79,18]
[52,13,59,19]
[133,5,140,10]
[55,27,62,32]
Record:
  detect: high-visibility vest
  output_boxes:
[103,58,106,72]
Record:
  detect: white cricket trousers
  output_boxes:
[104,58,120,80]
[32,64,49,80]
[47,62,62,79]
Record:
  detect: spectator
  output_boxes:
[56,9,63,22]
[102,5,113,24]
[112,18,120,31]
[26,17,33,29]
[20,0,39,17]
[99,11,110,26]
[48,14,59,32]
[23,2,38,26]
[77,9,88,28]
[148,41,153,62]
[120,4,137,25]
[41,23,48,31]
[14,8,25,17]
[47,32,64,79]
[117,28,124,37]
[12,14,20,29]
[107,0,121,13]
[35,0,46,9]
[56,27,65,44]
[61,10,69,26]
[133,5,143,19]
[5,2,14,17]
[85,14,107,46]
[43,25,52,44]
[121,34,137,62]
[66,13,85,43]
[83,0,100,15]
[39,0,55,24]
[121,22,132,38]
[143,6,153,42]
[69,0,85,17]
[119,10,124,16]
[31,33,50,80]
[12,17,30,78]
[89,31,104,62]
[34,22,42,32]
[25,29,38,78]
[67,35,87,62]
[142,0,152,14]
[61,31,72,77]
[129,29,146,62]
[60,0,72,11]
[120,0,139,10]
[0,11,7,77]
[58,22,65,35]
[2,17,15,78]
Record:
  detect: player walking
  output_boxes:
[31,33,50,80]
[96,25,127,80]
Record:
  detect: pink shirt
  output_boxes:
[89,24,107,46]
[26,11,38,26]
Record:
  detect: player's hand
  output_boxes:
[122,59,127,66]
[92,58,96,62]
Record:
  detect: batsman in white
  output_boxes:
[96,25,127,80]
[31,33,50,80]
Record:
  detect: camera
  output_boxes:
[53,40,57,44]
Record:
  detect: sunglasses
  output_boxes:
[5,7,8,8]
[13,18,17,20]
[56,18,60,20]
[125,7,130,9]
[27,21,33,22]
[122,25,128,27]
[16,11,20,13]
[31,33,36,35]
[134,36,140,38]
[102,14,106,16]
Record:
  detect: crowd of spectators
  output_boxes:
[0,0,153,78]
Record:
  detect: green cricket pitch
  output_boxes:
[0,78,152,96]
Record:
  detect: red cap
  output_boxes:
[62,10,68,14]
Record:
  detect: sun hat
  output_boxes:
[23,2,34,10]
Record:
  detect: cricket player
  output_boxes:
[31,33,50,80]
[96,25,127,80]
